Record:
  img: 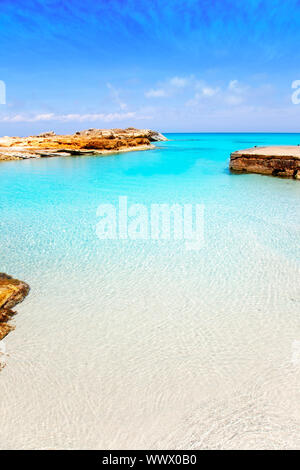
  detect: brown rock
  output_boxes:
[0,274,30,340]
[0,128,167,161]
[230,146,300,179]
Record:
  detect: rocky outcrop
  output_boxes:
[0,128,167,161]
[0,274,30,341]
[230,146,300,179]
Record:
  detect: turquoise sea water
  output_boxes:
[0,133,300,449]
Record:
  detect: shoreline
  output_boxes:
[0,128,167,161]
[0,143,156,161]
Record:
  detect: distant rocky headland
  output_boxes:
[0,128,167,161]
[230,146,300,179]
[0,274,30,342]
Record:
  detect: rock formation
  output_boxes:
[0,128,167,161]
[230,146,300,179]
[0,274,30,341]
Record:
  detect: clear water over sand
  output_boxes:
[0,133,300,449]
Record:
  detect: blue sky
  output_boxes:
[1,0,300,134]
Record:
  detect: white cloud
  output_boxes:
[0,112,137,123]
[185,84,220,106]
[201,86,219,97]
[145,76,190,98]
[185,93,201,107]
[145,88,167,98]
[228,80,248,95]
[224,80,249,105]
[169,76,189,88]
[228,79,239,91]
[107,82,127,110]
[0,113,56,122]
[194,79,220,97]
[225,95,243,105]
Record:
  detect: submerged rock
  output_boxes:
[0,128,167,160]
[0,274,30,340]
[230,146,300,179]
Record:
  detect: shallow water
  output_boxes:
[0,133,300,449]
